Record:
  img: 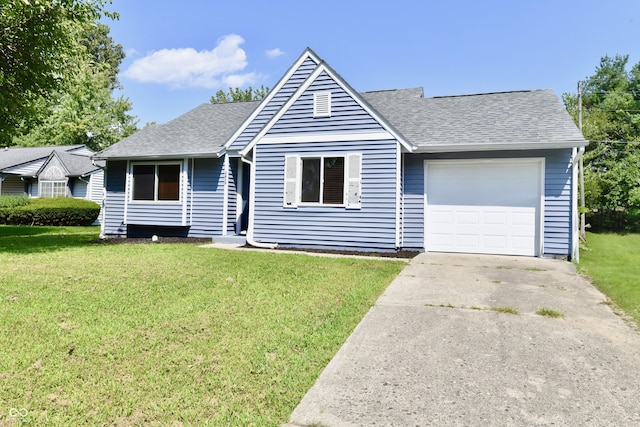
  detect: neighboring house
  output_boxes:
[0,145,104,203]
[94,48,587,259]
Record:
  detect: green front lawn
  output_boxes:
[0,226,405,425]
[578,232,640,326]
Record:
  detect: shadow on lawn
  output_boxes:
[0,226,98,254]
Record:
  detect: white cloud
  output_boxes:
[123,34,252,89]
[223,72,260,87]
[265,48,285,58]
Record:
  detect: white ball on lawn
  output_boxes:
[151,235,159,242]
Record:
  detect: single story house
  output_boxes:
[0,145,104,202]
[94,48,587,259]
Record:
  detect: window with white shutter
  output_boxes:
[283,153,362,209]
[345,153,362,209]
[283,155,299,207]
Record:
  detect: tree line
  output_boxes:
[563,54,640,231]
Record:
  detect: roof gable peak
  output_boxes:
[223,48,322,150]
[238,55,414,155]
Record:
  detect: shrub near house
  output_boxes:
[0,197,100,226]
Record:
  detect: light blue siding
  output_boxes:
[188,158,225,237]
[401,155,425,251]
[267,71,384,136]
[103,160,127,236]
[253,139,399,251]
[71,178,88,198]
[227,57,318,151]
[103,158,229,238]
[401,149,574,257]
[126,202,184,226]
[89,170,104,203]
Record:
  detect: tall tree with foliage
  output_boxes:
[563,55,640,227]
[0,0,116,145]
[12,21,138,150]
[210,86,270,104]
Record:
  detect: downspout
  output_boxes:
[241,151,278,249]
[572,146,586,262]
[222,154,229,236]
[78,175,90,200]
[91,160,107,239]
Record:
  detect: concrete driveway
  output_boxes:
[285,253,640,427]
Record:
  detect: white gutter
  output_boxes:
[414,140,588,153]
[241,152,278,249]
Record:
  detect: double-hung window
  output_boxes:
[284,153,361,208]
[40,181,67,198]
[132,163,181,201]
[301,157,344,204]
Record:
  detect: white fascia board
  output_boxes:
[413,140,589,153]
[258,131,395,145]
[223,49,322,150]
[239,64,326,157]
[240,61,416,157]
[93,150,225,161]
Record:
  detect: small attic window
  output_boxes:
[313,92,331,118]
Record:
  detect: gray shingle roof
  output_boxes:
[0,145,86,171]
[0,145,91,171]
[94,86,585,160]
[95,101,259,159]
[52,151,103,177]
[362,88,586,150]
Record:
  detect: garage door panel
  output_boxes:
[425,160,541,256]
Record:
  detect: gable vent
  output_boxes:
[313,91,331,118]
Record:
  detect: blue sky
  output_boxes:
[106,0,640,126]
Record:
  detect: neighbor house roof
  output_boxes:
[0,145,99,178]
[362,88,586,152]
[43,151,103,177]
[94,101,259,160]
[0,145,86,171]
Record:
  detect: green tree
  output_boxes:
[0,0,115,145]
[13,61,137,150]
[81,21,125,89]
[11,18,137,150]
[563,55,640,224]
[210,86,270,104]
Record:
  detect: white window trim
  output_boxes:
[129,161,183,203]
[299,155,345,207]
[283,153,362,209]
[39,180,68,198]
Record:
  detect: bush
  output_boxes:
[0,197,100,226]
[0,195,31,208]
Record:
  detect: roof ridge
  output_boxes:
[430,89,549,99]
[361,87,424,95]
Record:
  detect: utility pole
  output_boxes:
[578,81,586,241]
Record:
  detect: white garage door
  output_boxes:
[425,159,543,256]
